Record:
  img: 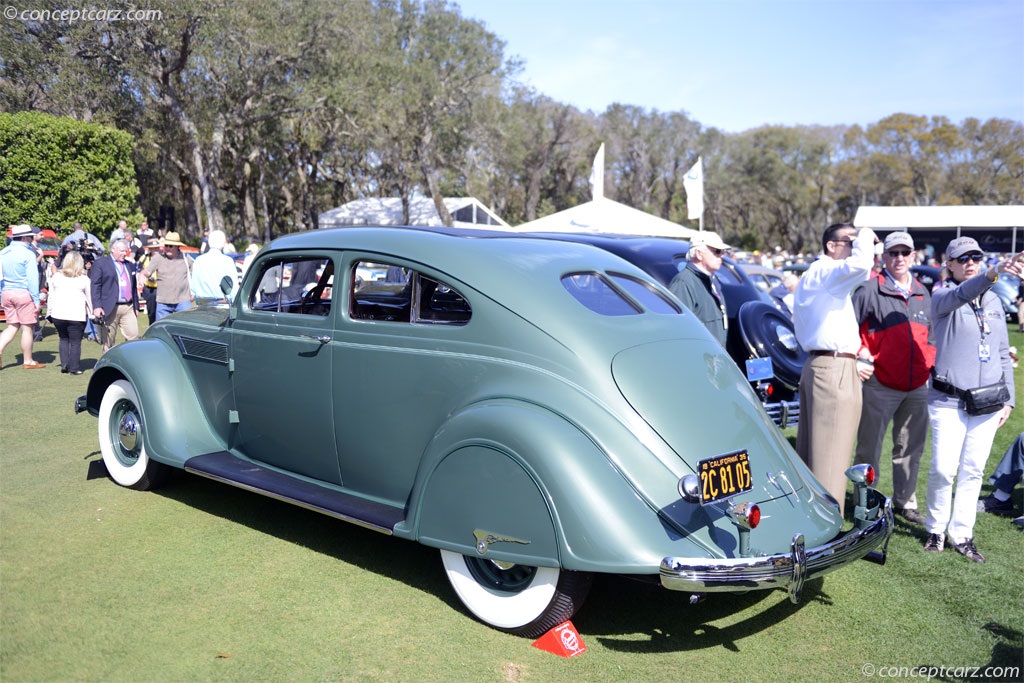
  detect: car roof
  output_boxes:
[266,225,668,303]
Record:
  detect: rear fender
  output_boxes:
[408,399,674,574]
[85,339,225,467]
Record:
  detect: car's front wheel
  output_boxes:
[440,549,591,637]
[98,379,169,491]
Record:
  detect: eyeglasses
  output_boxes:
[831,239,854,245]
[886,250,912,258]
[955,254,984,264]
[708,247,724,257]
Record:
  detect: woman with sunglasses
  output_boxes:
[923,237,1022,562]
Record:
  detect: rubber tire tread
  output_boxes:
[509,570,593,639]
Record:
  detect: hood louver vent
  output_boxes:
[172,335,229,365]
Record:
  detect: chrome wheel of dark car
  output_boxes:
[98,380,169,491]
[440,550,591,638]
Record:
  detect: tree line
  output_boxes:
[2,0,1021,252]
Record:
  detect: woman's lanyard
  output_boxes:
[968,296,991,362]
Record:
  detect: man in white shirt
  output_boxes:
[190,229,238,303]
[792,222,876,516]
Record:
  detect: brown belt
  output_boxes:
[810,350,857,360]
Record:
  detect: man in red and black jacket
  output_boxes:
[852,231,936,525]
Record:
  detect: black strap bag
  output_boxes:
[963,382,1010,416]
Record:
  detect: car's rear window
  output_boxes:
[562,271,680,316]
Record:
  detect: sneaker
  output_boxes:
[950,537,985,563]
[923,533,944,552]
[977,495,1014,516]
[894,507,926,525]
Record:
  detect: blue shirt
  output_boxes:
[0,241,41,305]
[190,249,238,300]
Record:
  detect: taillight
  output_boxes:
[729,501,760,530]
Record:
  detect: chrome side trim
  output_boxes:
[660,490,891,600]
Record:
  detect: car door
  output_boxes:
[229,251,342,484]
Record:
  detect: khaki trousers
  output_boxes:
[99,303,139,352]
[854,377,928,510]
[796,354,862,517]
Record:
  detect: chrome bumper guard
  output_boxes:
[764,399,800,429]
[660,489,892,603]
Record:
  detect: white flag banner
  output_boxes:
[590,143,605,200]
[683,156,703,221]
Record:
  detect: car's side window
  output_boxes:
[249,257,333,316]
[607,273,681,314]
[562,272,641,316]
[351,260,471,325]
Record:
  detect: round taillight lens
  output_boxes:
[765,383,774,397]
[865,466,876,486]
[747,504,761,529]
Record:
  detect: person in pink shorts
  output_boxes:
[0,224,46,368]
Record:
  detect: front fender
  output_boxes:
[406,399,679,574]
[84,338,225,467]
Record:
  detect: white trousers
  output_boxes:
[924,400,1002,544]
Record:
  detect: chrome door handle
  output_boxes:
[301,334,331,344]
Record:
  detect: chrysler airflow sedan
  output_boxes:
[76,227,891,637]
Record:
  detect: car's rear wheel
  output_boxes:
[98,379,169,491]
[440,549,592,637]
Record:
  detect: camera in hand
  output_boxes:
[60,237,104,265]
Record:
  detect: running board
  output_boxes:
[184,451,405,535]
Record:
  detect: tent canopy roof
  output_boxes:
[513,197,700,239]
[854,205,1024,229]
[319,196,508,229]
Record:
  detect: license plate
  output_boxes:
[697,450,753,504]
[745,357,774,382]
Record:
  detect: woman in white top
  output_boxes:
[47,251,93,375]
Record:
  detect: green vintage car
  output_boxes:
[76,227,891,637]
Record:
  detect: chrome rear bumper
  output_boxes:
[660,490,891,603]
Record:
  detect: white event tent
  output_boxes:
[513,143,703,241]
[319,196,509,230]
[854,205,1024,253]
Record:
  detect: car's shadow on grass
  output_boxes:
[86,460,837,650]
[578,574,831,652]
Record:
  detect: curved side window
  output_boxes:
[350,260,471,325]
[607,273,681,314]
[561,272,641,316]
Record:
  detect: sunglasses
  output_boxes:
[955,254,984,264]
[708,247,724,256]
[886,250,912,258]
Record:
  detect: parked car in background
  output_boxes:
[76,227,890,637]
[738,263,791,316]
[909,264,942,292]
[992,273,1021,324]
[522,232,805,428]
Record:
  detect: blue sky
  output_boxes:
[455,0,1024,132]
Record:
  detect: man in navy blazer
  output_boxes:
[91,238,139,352]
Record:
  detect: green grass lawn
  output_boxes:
[1,324,1022,682]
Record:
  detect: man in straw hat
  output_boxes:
[0,224,46,368]
[139,231,193,320]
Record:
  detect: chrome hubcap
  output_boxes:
[116,405,140,461]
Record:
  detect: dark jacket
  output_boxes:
[668,263,727,347]
[853,271,935,391]
[90,255,139,316]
